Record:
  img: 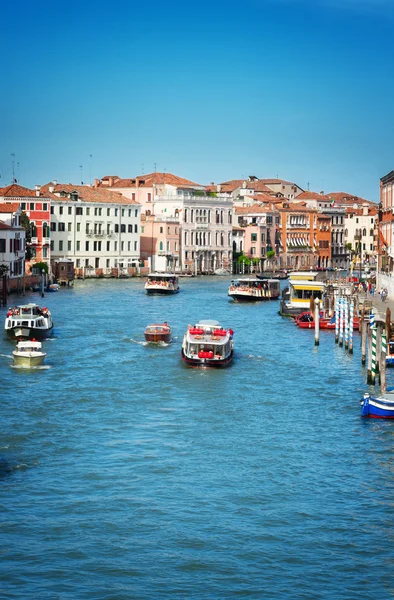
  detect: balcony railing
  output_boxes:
[30,237,38,245]
[42,237,51,245]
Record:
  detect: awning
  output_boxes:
[293,284,325,291]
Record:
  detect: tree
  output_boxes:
[32,261,49,274]
[0,264,9,277]
[266,250,275,259]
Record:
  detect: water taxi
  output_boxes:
[280,272,325,317]
[181,320,234,368]
[12,340,46,368]
[361,391,394,419]
[144,322,171,343]
[5,303,54,340]
[145,273,179,295]
[228,278,280,302]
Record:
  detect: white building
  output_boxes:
[0,203,26,284]
[345,204,378,269]
[41,183,141,274]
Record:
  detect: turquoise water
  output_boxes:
[1,277,393,599]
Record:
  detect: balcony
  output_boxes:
[94,232,106,238]
[287,222,308,228]
[30,237,38,245]
[42,237,50,245]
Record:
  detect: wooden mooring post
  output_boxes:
[361,311,367,366]
[367,321,373,383]
[314,298,320,346]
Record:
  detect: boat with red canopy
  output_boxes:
[181,320,234,368]
[295,311,359,330]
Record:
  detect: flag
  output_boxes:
[380,230,388,247]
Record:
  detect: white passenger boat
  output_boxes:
[5,303,54,340]
[145,273,179,295]
[228,278,280,301]
[181,320,234,368]
[12,340,46,368]
[279,272,325,317]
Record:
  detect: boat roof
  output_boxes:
[289,280,325,288]
[232,278,278,283]
[288,271,319,280]
[15,303,41,309]
[15,341,42,349]
[146,323,170,328]
[196,320,220,327]
[147,272,177,278]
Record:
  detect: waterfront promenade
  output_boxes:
[1,277,393,599]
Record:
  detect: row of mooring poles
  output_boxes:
[360,307,391,393]
[335,295,356,354]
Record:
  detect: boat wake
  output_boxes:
[0,353,13,359]
[247,354,268,361]
[11,364,51,370]
[129,338,149,346]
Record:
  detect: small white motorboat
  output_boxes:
[12,340,46,368]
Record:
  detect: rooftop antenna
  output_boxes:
[141,164,144,174]
[79,165,83,185]
[154,162,157,172]
[307,181,310,191]
[17,162,20,183]
[11,153,15,183]
[89,154,92,185]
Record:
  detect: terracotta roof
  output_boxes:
[296,191,331,201]
[0,184,36,197]
[248,193,283,203]
[99,172,205,189]
[235,204,278,215]
[41,183,138,205]
[345,207,378,216]
[0,220,13,230]
[0,202,20,213]
[327,192,375,206]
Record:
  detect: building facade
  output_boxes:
[0,203,26,287]
[41,183,141,275]
[0,184,51,272]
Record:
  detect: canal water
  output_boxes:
[1,277,393,599]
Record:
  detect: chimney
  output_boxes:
[94,178,100,188]
[49,185,54,193]
[320,190,324,195]
[53,180,57,186]
[109,177,114,187]
[35,185,41,197]
[217,184,221,193]
[210,182,214,186]
[136,177,140,188]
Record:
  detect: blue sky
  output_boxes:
[1,0,393,201]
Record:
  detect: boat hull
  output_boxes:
[228,293,268,302]
[361,395,394,418]
[6,325,53,340]
[144,333,171,343]
[145,288,179,295]
[12,354,46,367]
[181,348,233,368]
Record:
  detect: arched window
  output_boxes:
[208,210,211,224]
[344,229,348,237]
[191,209,194,223]
[221,233,224,246]
[362,228,367,237]
[42,222,49,237]
[30,222,37,237]
[228,211,232,224]
[216,211,220,224]
[159,241,163,251]
[220,210,223,224]
[184,231,188,245]
[184,209,188,222]
[216,232,219,245]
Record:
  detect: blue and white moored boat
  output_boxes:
[360,391,394,419]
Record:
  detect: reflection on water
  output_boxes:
[1,277,393,599]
